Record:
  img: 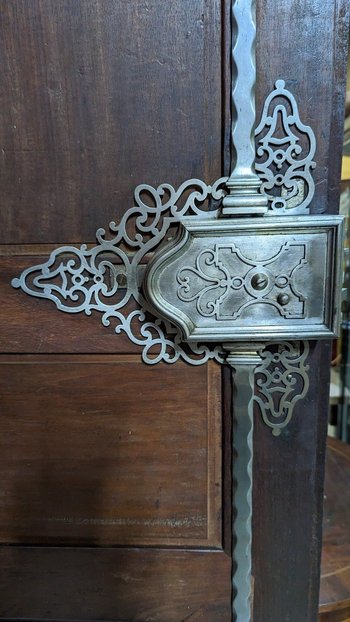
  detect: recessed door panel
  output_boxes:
[0,356,222,548]
[0,0,348,620]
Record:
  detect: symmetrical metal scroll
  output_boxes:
[177,241,307,321]
[254,341,310,436]
[12,158,321,366]
[12,179,227,366]
[255,79,316,214]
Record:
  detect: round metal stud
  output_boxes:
[277,293,290,306]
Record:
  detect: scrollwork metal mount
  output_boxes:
[255,79,316,214]
[11,74,319,373]
[11,174,318,435]
[12,178,227,367]
[254,341,310,436]
[10,2,342,621]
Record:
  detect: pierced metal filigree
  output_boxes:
[254,341,310,435]
[11,80,318,368]
[11,176,312,427]
[12,178,228,366]
[255,79,316,214]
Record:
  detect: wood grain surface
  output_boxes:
[0,356,222,548]
[0,1,232,618]
[252,1,349,620]
[0,547,231,621]
[319,438,350,621]
[0,0,349,620]
[0,0,224,245]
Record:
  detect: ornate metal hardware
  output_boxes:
[254,341,310,436]
[10,1,343,621]
[146,215,343,342]
[255,79,317,214]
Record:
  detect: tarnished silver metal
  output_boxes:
[255,341,310,436]
[9,1,336,620]
[225,344,263,622]
[255,80,316,214]
[12,179,228,366]
[10,76,319,366]
[146,215,344,343]
[222,0,268,216]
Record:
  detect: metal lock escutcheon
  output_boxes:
[145,214,344,344]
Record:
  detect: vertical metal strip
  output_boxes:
[226,347,262,621]
[223,0,267,214]
[231,0,257,180]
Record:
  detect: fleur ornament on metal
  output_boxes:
[145,214,343,343]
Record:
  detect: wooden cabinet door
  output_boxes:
[0,1,348,621]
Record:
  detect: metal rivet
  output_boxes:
[277,293,290,306]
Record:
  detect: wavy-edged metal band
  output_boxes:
[223,0,267,214]
[226,347,262,621]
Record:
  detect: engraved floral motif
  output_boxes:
[177,248,232,317]
[177,241,307,321]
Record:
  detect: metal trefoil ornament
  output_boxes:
[11,1,343,621]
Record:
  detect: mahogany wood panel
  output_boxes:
[319,438,350,621]
[0,547,231,621]
[0,0,231,618]
[0,0,349,620]
[252,1,350,620]
[0,0,224,245]
[0,356,222,548]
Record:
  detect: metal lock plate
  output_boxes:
[145,214,344,343]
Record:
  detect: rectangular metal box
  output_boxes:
[146,215,344,342]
